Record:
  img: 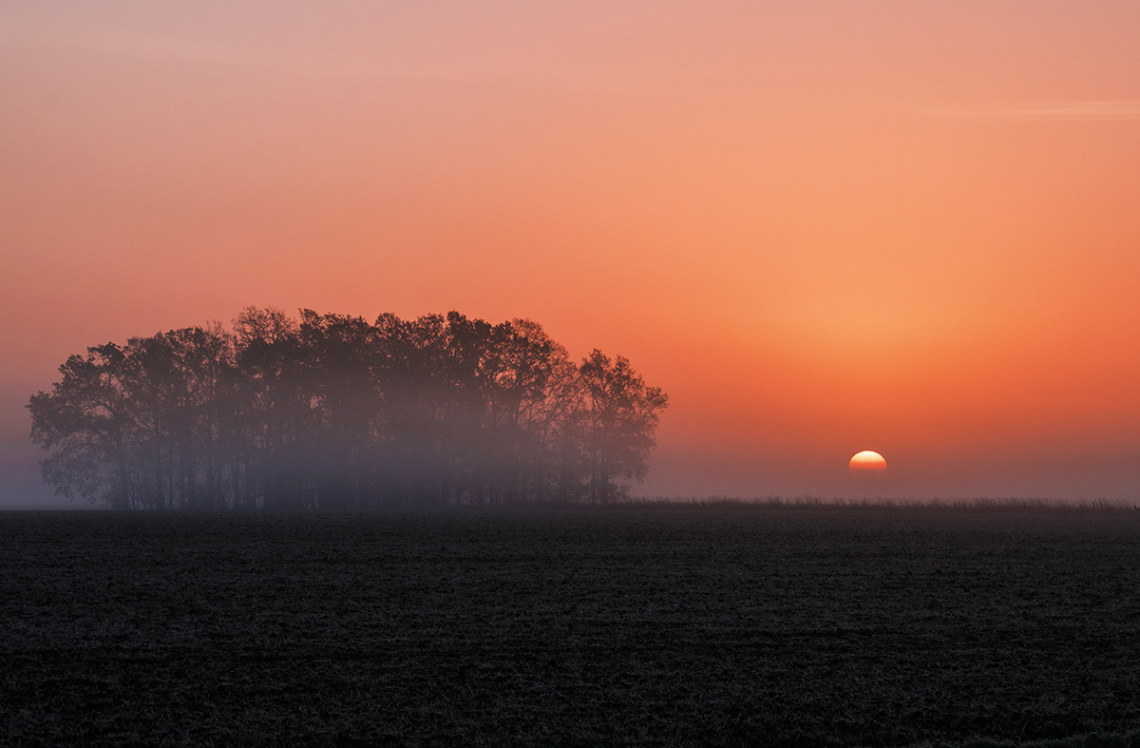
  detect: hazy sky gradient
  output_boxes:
[3,1,1139,504]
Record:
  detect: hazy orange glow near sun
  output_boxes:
[1,2,1139,504]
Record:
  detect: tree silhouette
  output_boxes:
[29,343,134,509]
[29,309,668,509]
[578,350,669,503]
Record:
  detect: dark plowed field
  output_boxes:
[2,506,1140,747]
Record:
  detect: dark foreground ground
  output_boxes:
[2,505,1140,747]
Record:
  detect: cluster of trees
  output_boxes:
[28,308,668,510]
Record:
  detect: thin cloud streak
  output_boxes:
[0,20,545,84]
[927,100,1140,121]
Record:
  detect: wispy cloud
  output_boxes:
[1,18,567,85]
[929,100,1140,121]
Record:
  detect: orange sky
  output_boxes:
[3,2,1139,503]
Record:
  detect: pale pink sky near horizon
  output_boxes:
[3,2,1140,505]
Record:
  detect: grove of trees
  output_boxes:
[28,308,668,510]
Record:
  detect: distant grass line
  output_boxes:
[6,495,1136,512]
[330,729,1140,747]
[630,495,1138,511]
[897,730,1140,748]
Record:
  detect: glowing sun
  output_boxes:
[849,450,887,476]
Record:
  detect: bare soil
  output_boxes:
[2,505,1139,746]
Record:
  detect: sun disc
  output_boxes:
[849,450,887,475]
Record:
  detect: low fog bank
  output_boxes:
[0,450,70,509]
[628,496,1139,510]
[637,443,1140,505]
